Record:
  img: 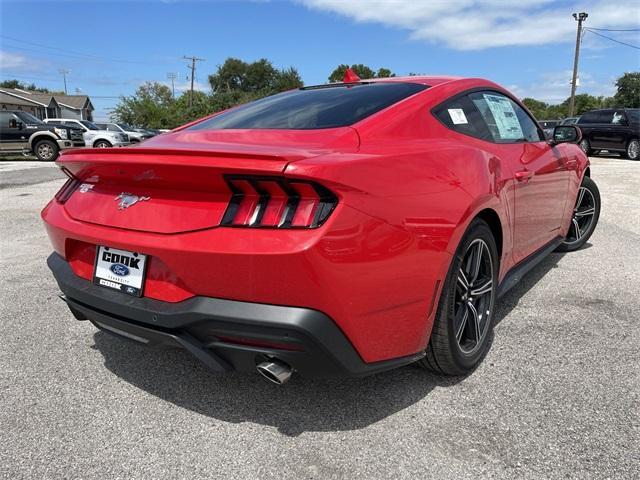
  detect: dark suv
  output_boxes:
[0,111,85,161]
[576,108,640,160]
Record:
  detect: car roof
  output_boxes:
[365,75,461,86]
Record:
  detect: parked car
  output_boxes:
[141,128,162,135]
[0,110,83,161]
[43,118,129,148]
[94,122,154,143]
[560,117,579,125]
[539,119,560,139]
[576,108,640,160]
[43,74,599,384]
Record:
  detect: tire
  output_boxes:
[579,138,591,155]
[555,176,600,252]
[625,138,640,161]
[420,219,498,375]
[94,140,112,148]
[33,139,59,161]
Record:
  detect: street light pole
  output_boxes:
[568,12,588,117]
[59,68,69,95]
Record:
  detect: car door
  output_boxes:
[588,110,614,150]
[468,91,570,264]
[607,110,630,151]
[0,112,27,150]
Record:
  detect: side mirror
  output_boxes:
[551,125,582,145]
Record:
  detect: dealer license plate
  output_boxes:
[94,246,147,297]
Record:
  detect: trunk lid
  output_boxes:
[57,128,357,234]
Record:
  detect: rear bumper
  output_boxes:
[48,253,424,378]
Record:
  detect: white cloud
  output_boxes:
[0,51,30,69]
[297,0,640,50]
[509,70,617,103]
[161,79,209,94]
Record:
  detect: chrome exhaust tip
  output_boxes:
[256,359,293,385]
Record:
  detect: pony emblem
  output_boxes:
[115,192,150,210]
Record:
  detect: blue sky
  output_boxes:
[1,0,638,120]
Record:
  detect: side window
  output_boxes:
[469,91,542,143]
[64,121,79,128]
[579,112,599,124]
[611,111,627,125]
[432,94,493,141]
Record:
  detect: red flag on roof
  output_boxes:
[343,68,361,83]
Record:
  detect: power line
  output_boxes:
[587,27,640,32]
[584,28,640,50]
[0,35,172,66]
[183,56,205,108]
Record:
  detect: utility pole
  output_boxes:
[167,72,178,98]
[568,12,588,117]
[183,55,205,107]
[59,68,69,94]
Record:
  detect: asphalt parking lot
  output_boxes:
[0,157,638,479]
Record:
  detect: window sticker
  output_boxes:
[448,108,468,125]
[482,94,523,140]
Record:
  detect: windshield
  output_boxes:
[190,82,428,130]
[15,111,44,125]
[80,120,99,130]
[117,123,133,130]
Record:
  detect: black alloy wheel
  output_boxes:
[421,219,498,375]
[556,176,600,252]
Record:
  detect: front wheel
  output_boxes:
[34,139,59,161]
[555,176,600,252]
[94,140,112,148]
[420,219,498,375]
[625,139,640,160]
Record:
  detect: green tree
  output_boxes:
[522,98,549,120]
[327,64,394,82]
[111,82,175,129]
[560,93,602,116]
[613,72,640,108]
[0,79,62,93]
[208,58,302,94]
[376,67,395,78]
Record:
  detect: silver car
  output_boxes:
[95,122,154,143]
[43,119,129,148]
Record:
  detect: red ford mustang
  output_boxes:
[43,73,600,384]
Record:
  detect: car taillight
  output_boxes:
[221,175,337,228]
[54,168,80,204]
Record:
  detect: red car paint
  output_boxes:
[42,76,588,364]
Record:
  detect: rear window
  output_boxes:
[189,82,428,130]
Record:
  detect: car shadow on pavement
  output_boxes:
[492,249,573,326]
[92,331,461,436]
[91,247,579,436]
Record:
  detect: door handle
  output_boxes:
[515,170,535,182]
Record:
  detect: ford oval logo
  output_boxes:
[110,263,130,277]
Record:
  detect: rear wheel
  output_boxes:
[94,140,112,148]
[34,139,59,161]
[625,139,639,160]
[555,176,600,252]
[420,219,498,375]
